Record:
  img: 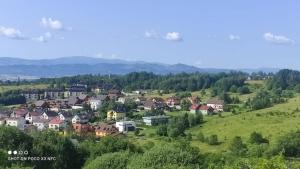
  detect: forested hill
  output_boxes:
[267,69,300,90]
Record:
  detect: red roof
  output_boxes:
[49,117,64,124]
[190,104,201,110]
[199,105,213,110]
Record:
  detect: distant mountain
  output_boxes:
[0,56,279,79]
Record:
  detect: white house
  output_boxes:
[206,99,224,112]
[49,117,65,131]
[6,117,25,130]
[32,119,49,131]
[58,112,73,122]
[25,112,42,123]
[89,99,102,110]
[142,116,169,126]
[72,114,89,124]
[41,111,58,120]
[115,121,136,132]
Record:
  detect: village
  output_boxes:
[0,83,224,138]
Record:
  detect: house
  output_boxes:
[135,97,146,103]
[166,96,180,107]
[143,100,165,110]
[78,94,89,102]
[68,96,81,106]
[33,100,49,108]
[58,111,73,122]
[151,97,165,103]
[116,97,127,104]
[0,110,11,118]
[115,121,136,132]
[72,114,90,124]
[207,99,224,112]
[44,89,64,99]
[73,123,94,134]
[142,116,170,126]
[6,117,25,130]
[32,119,49,131]
[65,84,87,98]
[49,117,65,131]
[21,90,43,101]
[108,89,121,100]
[107,106,126,121]
[89,98,102,110]
[41,111,58,120]
[95,123,119,137]
[10,109,28,118]
[190,104,201,114]
[199,105,214,115]
[25,111,42,123]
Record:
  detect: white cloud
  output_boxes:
[95,53,120,59]
[263,32,294,45]
[40,17,70,31]
[165,32,183,41]
[32,32,53,43]
[145,30,159,39]
[0,26,28,40]
[229,34,240,41]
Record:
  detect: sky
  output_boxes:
[0,0,300,69]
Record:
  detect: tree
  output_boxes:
[228,136,247,156]
[237,86,250,94]
[84,152,130,169]
[181,99,192,111]
[272,130,300,157]
[196,132,205,142]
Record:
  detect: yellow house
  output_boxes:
[107,110,125,121]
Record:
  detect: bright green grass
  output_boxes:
[189,94,300,153]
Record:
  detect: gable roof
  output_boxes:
[44,111,58,117]
[207,98,224,105]
[60,111,73,118]
[49,117,64,124]
[27,111,42,117]
[34,100,47,107]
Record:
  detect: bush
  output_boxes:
[272,130,300,157]
[156,125,168,136]
[249,132,269,144]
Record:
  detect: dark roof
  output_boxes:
[44,111,58,117]
[60,111,73,118]
[113,106,126,113]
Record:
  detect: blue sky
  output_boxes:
[0,0,300,69]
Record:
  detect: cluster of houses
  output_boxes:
[7,84,225,138]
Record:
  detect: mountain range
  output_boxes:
[0,56,279,80]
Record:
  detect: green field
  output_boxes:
[0,84,49,93]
